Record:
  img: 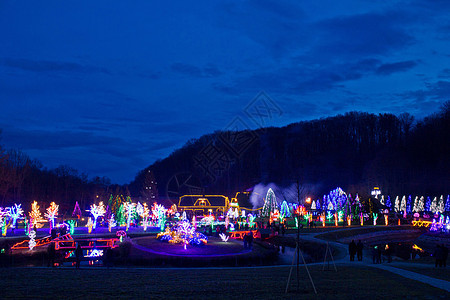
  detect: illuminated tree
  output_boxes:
[44,202,59,233]
[425,197,431,211]
[400,196,406,214]
[437,195,444,214]
[89,201,106,229]
[0,207,10,236]
[124,202,136,231]
[417,196,424,212]
[262,188,278,217]
[72,201,82,219]
[444,195,450,212]
[8,203,24,228]
[29,201,43,226]
[430,197,438,213]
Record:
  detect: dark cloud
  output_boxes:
[314,11,415,58]
[376,61,417,75]
[1,58,111,74]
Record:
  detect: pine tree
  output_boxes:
[425,197,431,211]
[430,197,438,213]
[406,195,412,214]
[400,196,406,213]
[413,196,419,212]
[444,195,450,212]
[386,196,392,209]
[394,196,400,212]
[417,196,424,212]
[437,195,444,214]
[141,170,158,202]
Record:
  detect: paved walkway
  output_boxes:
[295,229,450,293]
[371,263,450,292]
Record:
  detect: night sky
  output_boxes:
[1,1,449,184]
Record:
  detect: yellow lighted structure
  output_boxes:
[178,195,230,215]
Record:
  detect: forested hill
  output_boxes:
[129,102,450,200]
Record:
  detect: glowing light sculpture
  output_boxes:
[29,201,44,227]
[28,230,36,250]
[44,202,59,234]
[437,195,444,214]
[89,202,106,229]
[67,220,76,235]
[142,203,150,231]
[108,214,117,232]
[0,207,11,236]
[373,213,378,226]
[219,233,229,242]
[72,201,82,219]
[262,188,278,217]
[124,202,136,231]
[384,214,388,226]
[247,214,255,228]
[87,217,93,234]
[8,204,24,229]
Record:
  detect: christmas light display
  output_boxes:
[28,230,36,250]
[124,202,136,231]
[157,220,207,247]
[108,214,117,232]
[219,233,229,242]
[311,201,316,210]
[373,213,378,225]
[334,213,338,226]
[72,201,82,219]
[384,214,388,225]
[247,214,256,228]
[394,196,400,212]
[8,203,24,228]
[347,215,351,226]
[142,203,150,231]
[89,202,106,229]
[0,207,10,236]
[87,217,93,234]
[338,211,343,222]
[87,249,104,257]
[280,200,291,218]
[262,188,278,217]
[400,196,406,215]
[29,201,43,226]
[437,196,444,214]
[45,202,59,233]
[116,230,126,242]
[67,220,76,235]
[430,197,438,213]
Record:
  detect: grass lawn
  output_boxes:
[390,265,450,282]
[0,265,448,299]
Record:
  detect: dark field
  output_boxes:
[1,265,448,299]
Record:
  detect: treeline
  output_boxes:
[130,102,450,201]
[0,145,118,216]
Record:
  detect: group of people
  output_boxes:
[433,244,448,268]
[348,240,364,261]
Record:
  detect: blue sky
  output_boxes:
[1,1,449,183]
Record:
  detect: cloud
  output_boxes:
[171,63,222,78]
[1,58,111,74]
[376,60,417,75]
[314,11,415,58]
